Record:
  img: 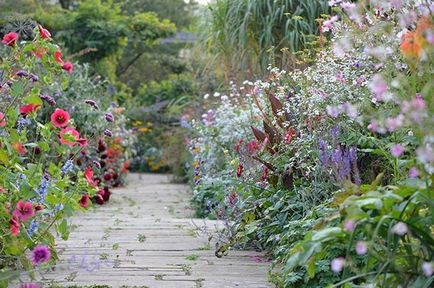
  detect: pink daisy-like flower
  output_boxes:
[408,167,420,178]
[62,62,73,74]
[31,245,51,265]
[13,200,35,222]
[50,108,70,128]
[343,219,355,232]
[355,241,367,255]
[59,127,80,146]
[331,257,345,273]
[391,144,405,157]
[38,25,51,40]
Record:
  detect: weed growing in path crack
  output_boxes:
[185,254,199,261]
[137,234,146,242]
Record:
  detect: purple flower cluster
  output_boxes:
[319,139,361,185]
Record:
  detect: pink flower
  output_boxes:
[369,74,388,101]
[391,144,405,157]
[0,112,6,127]
[408,167,420,178]
[84,166,95,186]
[50,108,70,128]
[391,221,408,236]
[13,201,35,222]
[355,241,367,255]
[322,15,339,32]
[38,25,51,40]
[284,128,296,144]
[385,115,404,132]
[59,127,80,146]
[9,215,20,236]
[31,245,51,265]
[2,32,19,46]
[331,257,345,273]
[19,104,40,116]
[343,219,355,232]
[247,140,260,155]
[62,62,73,74]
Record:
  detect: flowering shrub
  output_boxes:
[0,25,132,286]
[189,1,433,287]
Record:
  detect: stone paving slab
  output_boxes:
[14,173,272,288]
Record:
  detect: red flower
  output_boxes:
[59,127,80,147]
[236,164,244,178]
[0,112,6,127]
[2,32,19,46]
[20,104,40,116]
[10,215,20,236]
[101,187,111,201]
[62,62,73,74]
[84,167,95,186]
[13,200,35,222]
[38,25,51,40]
[50,108,70,128]
[54,51,63,64]
[284,128,296,145]
[94,194,104,205]
[247,140,260,155]
[79,194,90,208]
[12,142,27,156]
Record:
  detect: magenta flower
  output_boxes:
[343,219,355,232]
[31,245,51,265]
[408,167,420,178]
[391,144,405,157]
[355,241,367,255]
[331,257,345,273]
[391,222,408,236]
[369,74,388,101]
[13,201,35,222]
[385,115,404,132]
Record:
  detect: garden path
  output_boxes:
[41,173,272,288]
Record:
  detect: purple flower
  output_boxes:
[39,94,56,106]
[93,160,101,169]
[391,222,408,236]
[422,262,434,277]
[391,144,405,157]
[319,139,329,166]
[355,241,367,255]
[408,167,420,178]
[31,245,51,265]
[331,257,345,273]
[103,129,113,137]
[326,105,341,118]
[29,73,39,82]
[369,74,388,101]
[84,99,99,109]
[16,70,29,77]
[105,113,114,122]
[343,219,355,232]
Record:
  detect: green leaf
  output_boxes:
[57,219,70,240]
[0,150,10,166]
[311,227,342,242]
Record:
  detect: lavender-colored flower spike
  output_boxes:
[103,129,113,137]
[105,113,114,122]
[84,99,99,110]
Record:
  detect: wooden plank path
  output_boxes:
[35,173,272,288]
